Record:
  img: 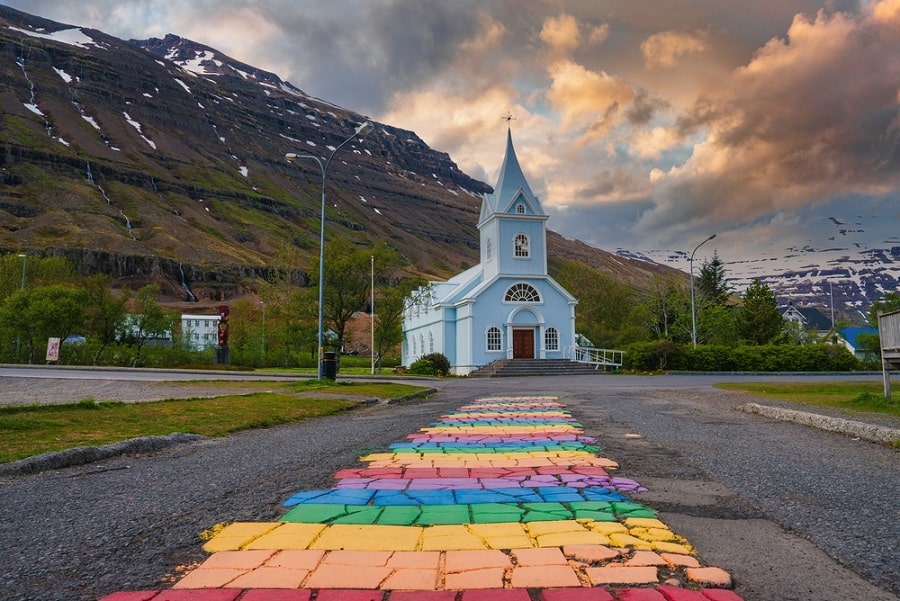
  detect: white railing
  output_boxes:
[571,346,624,370]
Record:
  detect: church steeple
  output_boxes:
[478,123,549,279]
[479,127,545,224]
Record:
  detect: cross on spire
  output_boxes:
[502,112,516,128]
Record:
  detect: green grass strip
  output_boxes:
[716,381,899,417]
[0,381,428,464]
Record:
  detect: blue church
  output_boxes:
[402,128,578,375]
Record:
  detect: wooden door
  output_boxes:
[512,329,534,359]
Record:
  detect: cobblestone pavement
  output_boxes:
[99,396,744,601]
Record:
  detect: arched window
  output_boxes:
[419,333,425,356]
[429,331,434,354]
[516,204,526,214]
[485,238,492,261]
[504,283,541,303]
[411,335,417,357]
[545,327,559,351]
[486,326,502,351]
[514,233,530,258]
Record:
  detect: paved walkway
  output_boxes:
[99,396,744,601]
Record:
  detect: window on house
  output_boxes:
[504,283,541,303]
[419,334,425,356]
[486,238,492,261]
[486,326,502,351]
[514,233,530,258]
[429,331,434,354]
[516,204,525,214]
[545,327,559,351]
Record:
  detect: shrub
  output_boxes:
[409,352,451,376]
[623,341,684,371]
[625,342,861,372]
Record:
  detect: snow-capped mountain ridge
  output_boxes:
[621,239,899,320]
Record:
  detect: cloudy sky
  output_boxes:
[7,0,900,268]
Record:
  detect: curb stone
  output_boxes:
[0,432,205,478]
[738,402,900,445]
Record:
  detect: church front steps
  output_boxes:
[470,359,608,377]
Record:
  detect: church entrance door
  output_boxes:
[512,329,535,359]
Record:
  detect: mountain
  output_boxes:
[620,228,900,321]
[0,5,681,309]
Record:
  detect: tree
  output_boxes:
[373,279,426,371]
[125,285,177,367]
[82,275,128,365]
[638,275,691,342]
[221,298,262,366]
[697,252,730,306]
[0,254,76,302]
[0,285,86,363]
[0,290,35,362]
[284,286,319,364]
[696,304,739,346]
[867,292,900,326]
[320,238,403,354]
[737,279,784,345]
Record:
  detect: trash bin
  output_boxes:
[322,351,338,380]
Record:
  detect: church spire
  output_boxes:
[480,123,544,221]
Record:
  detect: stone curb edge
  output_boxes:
[737,403,900,445]
[0,432,205,478]
[382,387,437,405]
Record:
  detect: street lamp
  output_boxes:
[260,300,266,365]
[689,234,716,348]
[17,253,26,290]
[16,253,26,360]
[286,120,374,380]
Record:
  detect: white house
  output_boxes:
[181,314,221,350]
[402,127,577,375]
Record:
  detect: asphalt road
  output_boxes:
[0,371,897,601]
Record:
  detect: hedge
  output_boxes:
[623,342,860,372]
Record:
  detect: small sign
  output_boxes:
[46,337,61,362]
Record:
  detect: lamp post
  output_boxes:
[18,253,26,290]
[371,255,375,375]
[16,253,26,360]
[260,300,266,365]
[689,234,716,348]
[286,120,374,380]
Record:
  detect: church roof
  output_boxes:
[480,128,544,221]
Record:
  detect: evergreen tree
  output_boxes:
[737,279,783,345]
[697,251,730,306]
[867,292,900,326]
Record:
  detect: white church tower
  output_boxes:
[402,126,577,375]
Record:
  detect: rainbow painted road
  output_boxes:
[101,396,744,601]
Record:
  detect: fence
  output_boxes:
[878,309,900,399]
[571,346,624,371]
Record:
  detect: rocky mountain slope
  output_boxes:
[0,5,680,307]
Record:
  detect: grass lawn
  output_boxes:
[716,381,900,417]
[0,380,428,464]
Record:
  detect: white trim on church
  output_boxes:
[402,128,578,375]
